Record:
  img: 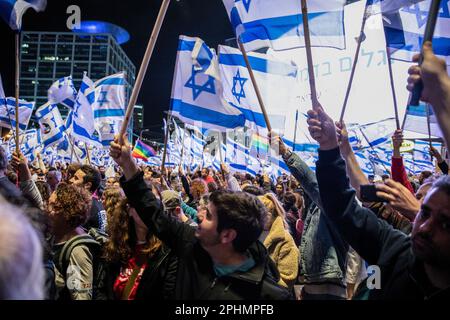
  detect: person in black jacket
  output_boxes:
[109,136,291,300]
[307,104,450,300]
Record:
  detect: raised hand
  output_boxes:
[392,129,403,158]
[110,135,139,180]
[336,121,351,157]
[376,179,420,221]
[269,130,289,158]
[407,41,448,105]
[11,151,32,182]
[307,104,338,150]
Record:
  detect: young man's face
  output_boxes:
[411,188,450,268]
[70,169,86,187]
[195,202,221,248]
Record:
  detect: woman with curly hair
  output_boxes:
[48,183,94,300]
[258,193,299,290]
[103,193,177,300]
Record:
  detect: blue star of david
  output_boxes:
[231,70,248,104]
[184,66,216,101]
[98,90,109,107]
[109,123,115,133]
[243,0,251,12]
[401,2,450,28]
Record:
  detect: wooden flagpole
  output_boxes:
[300,0,319,109]
[237,40,272,132]
[119,0,171,143]
[386,48,401,129]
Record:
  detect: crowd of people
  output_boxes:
[0,43,449,301]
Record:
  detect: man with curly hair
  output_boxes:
[48,183,94,300]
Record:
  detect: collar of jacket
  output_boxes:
[263,216,286,248]
[195,240,278,285]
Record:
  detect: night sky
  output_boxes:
[0,0,234,141]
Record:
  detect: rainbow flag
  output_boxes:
[132,139,157,161]
[250,133,269,160]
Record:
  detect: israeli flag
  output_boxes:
[67,74,102,147]
[0,97,34,131]
[91,72,126,147]
[218,45,297,135]
[383,0,450,65]
[222,0,347,51]
[48,75,77,109]
[226,136,249,173]
[0,0,46,30]
[354,150,376,174]
[413,139,441,168]
[366,0,425,15]
[35,102,66,149]
[170,36,246,132]
[403,102,443,138]
[9,128,40,159]
[92,72,126,123]
[354,118,397,149]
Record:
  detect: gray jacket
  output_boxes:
[283,152,348,285]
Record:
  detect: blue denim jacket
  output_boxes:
[284,152,348,285]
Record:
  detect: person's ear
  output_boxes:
[220,229,237,245]
[85,182,92,192]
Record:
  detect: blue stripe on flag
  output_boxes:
[171,99,246,129]
[94,109,125,118]
[95,77,125,86]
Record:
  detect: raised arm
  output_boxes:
[110,136,196,255]
[270,132,322,209]
[336,121,369,201]
[307,105,408,265]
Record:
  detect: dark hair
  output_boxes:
[209,190,266,253]
[431,175,450,196]
[207,181,218,193]
[242,185,264,196]
[0,146,7,171]
[35,181,51,204]
[282,192,298,213]
[80,165,101,193]
[53,183,92,228]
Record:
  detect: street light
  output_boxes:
[139,128,150,141]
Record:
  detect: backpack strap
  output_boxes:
[58,234,100,275]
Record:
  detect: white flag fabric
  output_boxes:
[0,97,34,131]
[35,103,66,149]
[218,45,297,136]
[222,0,347,51]
[170,36,246,132]
[0,0,47,30]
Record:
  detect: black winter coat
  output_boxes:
[120,171,292,300]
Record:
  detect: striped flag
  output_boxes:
[0,0,47,30]
[132,139,157,161]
